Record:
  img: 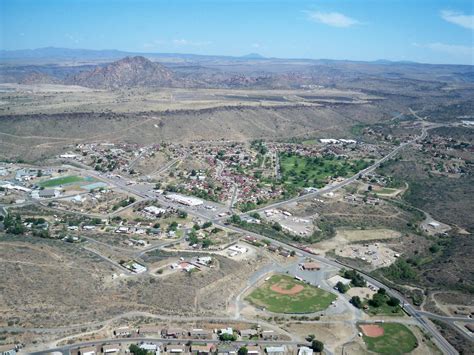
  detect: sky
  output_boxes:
[1,0,473,65]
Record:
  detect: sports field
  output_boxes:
[246,274,336,313]
[38,175,85,187]
[360,323,418,354]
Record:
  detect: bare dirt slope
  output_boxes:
[0,237,254,328]
[0,104,367,161]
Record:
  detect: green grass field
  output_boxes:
[279,153,369,189]
[38,175,85,187]
[375,187,400,195]
[361,323,418,354]
[365,302,405,316]
[246,274,336,313]
[301,139,318,145]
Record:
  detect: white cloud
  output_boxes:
[307,11,360,28]
[413,42,474,57]
[441,10,474,30]
[252,43,261,48]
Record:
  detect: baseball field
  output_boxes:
[246,274,336,313]
[360,323,418,354]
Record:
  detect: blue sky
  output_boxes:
[1,0,473,64]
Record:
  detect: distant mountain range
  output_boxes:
[1,47,473,90]
[0,46,450,66]
[0,47,268,64]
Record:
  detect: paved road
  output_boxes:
[417,311,474,324]
[29,337,310,355]
[136,232,187,258]
[229,184,239,210]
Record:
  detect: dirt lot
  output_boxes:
[292,195,421,240]
[312,228,401,255]
[346,287,376,301]
[336,243,399,268]
[431,292,474,317]
[286,322,355,352]
[337,228,401,242]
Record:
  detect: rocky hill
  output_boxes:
[69,56,175,89]
[19,71,59,85]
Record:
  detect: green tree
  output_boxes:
[350,296,363,309]
[202,238,212,248]
[336,281,349,293]
[387,296,400,307]
[168,221,178,231]
[219,333,237,341]
[229,214,242,224]
[343,269,366,287]
[311,340,324,353]
[238,347,248,355]
[129,344,149,355]
[249,212,260,219]
[272,222,282,231]
[369,293,386,308]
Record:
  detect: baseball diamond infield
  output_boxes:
[360,324,384,337]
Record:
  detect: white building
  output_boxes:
[196,256,212,266]
[59,153,78,159]
[102,345,120,354]
[140,343,160,355]
[298,347,313,355]
[320,139,339,144]
[166,193,203,206]
[327,275,352,287]
[265,346,286,355]
[1,182,31,193]
[144,206,167,216]
[220,327,233,336]
[131,262,147,274]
